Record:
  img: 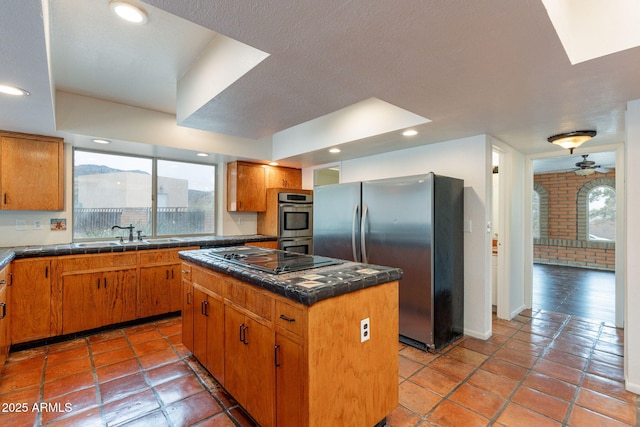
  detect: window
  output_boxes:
[532,190,540,239]
[587,186,615,242]
[73,150,216,240]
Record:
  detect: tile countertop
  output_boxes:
[0,235,276,261]
[179,248,403,306]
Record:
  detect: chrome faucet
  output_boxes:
[112,224,135,242]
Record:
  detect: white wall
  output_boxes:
[306,135,493,339]
[625,99,640,394]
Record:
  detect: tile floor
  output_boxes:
[0,310,637,427]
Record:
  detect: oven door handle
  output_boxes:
[279,203,311,209]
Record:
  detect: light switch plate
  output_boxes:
[33,220,42,230]
[15,219,27,231]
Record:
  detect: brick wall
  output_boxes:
[534,169,615,271]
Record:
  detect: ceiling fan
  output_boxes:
[572,154,611,176]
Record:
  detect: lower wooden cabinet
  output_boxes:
[62,269,137,334]
[193,286,225,383]
[182,262,399,427]
[0,265,10,369]
[181,268,194,353]
[10,258,54,344]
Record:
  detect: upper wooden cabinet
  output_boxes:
[227,161,303,212]
[0,131,64,211]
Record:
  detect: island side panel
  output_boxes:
[306,281,399,427]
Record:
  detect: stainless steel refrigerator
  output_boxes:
[313,173,463,352]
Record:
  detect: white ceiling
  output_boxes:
[1,0,639,170]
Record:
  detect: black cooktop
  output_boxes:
[204,246,343,275]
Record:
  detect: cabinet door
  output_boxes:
[193,288,208,365]
[227,162,266,212]
[182,280,194,353]
[266,166,302,189]
[138,266,171,318]
[275,333,305,427]
[0,135,63,210]
[225,306,276,427]
[169,264,182,312]
[0,284,9,370]
[193,287,225,383]
[11,259,53,343]
[102,269,137,326]
[62,273,103,334]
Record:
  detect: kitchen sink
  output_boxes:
[74,241,120,248]
[143,238,183,243]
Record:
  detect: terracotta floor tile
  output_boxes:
[1,354,46,376]
[102,388,160,426]
[6,346,47,362]
[386,405,422,427]
[95,358,141,384]
[0,384,40,406]
[542,348,588,370]
[124,323,158,335]
[88,329,124,344]
[449,383,505,419]
[398,380,442,415]
[467,369,518,398]
[522,371,577,402]
[581,373,637,404]
[591,348,624,367]
[196,412,244,427]
[428,355,476,380]
[154,374,205,405]
[45,357,92,382]
[398,355,423,378]
[586,359,625,382]
[138,347,180,370]
[399,345,438,364]
[43,371,95,400]
[496,402,562,427]
[481,358,528,382]
[567,405,631,427]
[126,329,164,345]
[44,406,104,427]
[427,400,489,427]
[492,324,518,337]
[165,391,222,426]
[533,359,582,385]
[118,409,170,427]
[132,338,171,356]
[228,406,259,426]
[100,372,149,403]
[46,346,90,367]
[408,366,460,396]
[48,338,88,354]
[92,346,135,367]
[145,360,192,386]
[158,323,181,337]
[0,368,43,393]
[459,337,501,356]
[487,333,510,345]
[549,339,594,359]
[41,386,100,424]
[0,406,38,426]
[594,340,623,357]
[89,336,129,355]
[494,347,537,369]
[512,330,553,346]
[503,337,545,356]
[533,311,570,324]
[446,346,488,367]
[575,388,637,425]
[511,386,569,422]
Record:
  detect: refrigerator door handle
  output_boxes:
[352,203,360,261]
[361,203,369,263]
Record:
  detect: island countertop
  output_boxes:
[178,247,403,306]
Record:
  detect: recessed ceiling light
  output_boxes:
[329,148,341,153]
[196,153,209,157]
[110,1,148,24]
[0,84,30,96]
[269,162,279,166]
[92,138,111,144]
[402,129,418,137]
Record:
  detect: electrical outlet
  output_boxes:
[360,317,370,343]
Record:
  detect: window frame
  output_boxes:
[72,148,217,241]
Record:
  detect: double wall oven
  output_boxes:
[277,192,313,254]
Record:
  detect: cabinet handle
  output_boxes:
[8,273,12,286]
[45,266,48,279]
[181,270,189,275]
[97,278,101,289]
[279,314,296,322]
[3,193,6,205]
[186,291,192,305]
[201,300,208,316]
[0,302,6,320]
[104,278,107,288]
[171,270,174,279]
[274,344,281,367]
[166,270,169,280]
[239,324,248,344]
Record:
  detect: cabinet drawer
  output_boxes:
[59,253,138,273]
[191,267,226,296]
[139,247,198,264]
[226,279,273,321]
[181,263,192,281]
[275,300,305,337]
[0,266,7,286]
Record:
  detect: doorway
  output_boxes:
[531,151,617,324]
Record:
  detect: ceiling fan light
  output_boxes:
[575,168,595,176]
[547,130,596,154]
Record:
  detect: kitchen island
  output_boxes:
[179,247,402,427]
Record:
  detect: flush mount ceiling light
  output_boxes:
[329,148,341,153]
[402,129,418,137]
[547,130,596,154]
[269,162,279,166]
[0,84,30,96]
[196,152,209,157]
[92,138,111,144]
[109,1,148,24]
